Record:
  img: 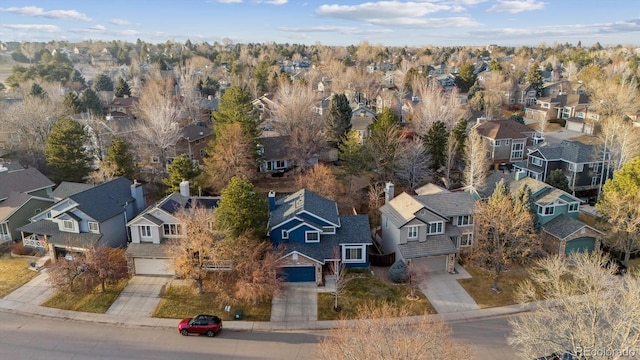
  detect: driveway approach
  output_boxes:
[270,282,317,323]
[106,276,170,317]
[418,265,480,314]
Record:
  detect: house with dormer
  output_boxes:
[351,104,377,144]
[268,189,371,284]
[18,177,145,262]
[472,118,536,165]
[378,183,476,273]
[105,95,138,120]
[126,181,220,276]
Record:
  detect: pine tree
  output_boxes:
[81,88,104,115]
[163,154,202,194]
[454,63,476,93]
[213,86,260,140]
[70,69,86,89]
[105,136,136,179]
[93,74,114,92]
[45,118,93,183]
[338,130,365,176]
[425,120,448,170]
[114,78,131,97]
[526,62,544,95]
[30,83,46,97]
[324,93,352,145]
[63,92,84,114]
[215,176,268,238]
[546,168,570,193]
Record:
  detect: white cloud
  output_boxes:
[2,24,61,32]
[109,18,130,25]
[317,2,452,20]
[88,24,106,31]
[279,25,393,35]
[264,0,288,4]
[215,0,243,3]
[487,0,545,14]
[0,6,91,21]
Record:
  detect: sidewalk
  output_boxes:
[0,272,533,332]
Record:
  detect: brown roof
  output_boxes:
[259,135,291,161]
[473,119,534,140]
[110,96,138,107]
[181,125,212,142]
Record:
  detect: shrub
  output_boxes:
[388,260,408,283]
[12,241,36,256]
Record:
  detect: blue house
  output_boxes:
[268,189,372,284]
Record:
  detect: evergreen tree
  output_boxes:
[215,176,269,238]
[454,63,476,93]
[338,130,365,176]
[45,118,93,183]
[324,93,352,145]
[370,107,399,135]
[424,120,448,170]
[63,92,84,114]
[213,86,260,140]
[546,168,571,193]
[114,77,131,97]
[452,118,468,160]
[70,69,86,89]
[30,83,46,97]
[81,88,104,115]
[93,74,114,92]
[105,136,136,179]
[489,60,502,72]
[526,62,544,96]
[253,59,271,95]
[163,154,202,194]
[510,112,525,124]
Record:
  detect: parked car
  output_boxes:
[604,255,627,276]
[178,315,222,337]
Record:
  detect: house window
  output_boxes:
[588,163,600,172]
[281,229,289,240]
[568,202,579,212]
[511,143,524,159]
[305,231,319,243]
[531,157,543,166]
[568,163,584,172]
[88,221,99,233]
[407,226,418,239]
[63,220,74,231]
[427,222,443,234]
[459,233,473,247]
[194,139,200,145]
[200,149,205,157]
[141,226,151,238]
[538,206,555,215]
[591,176,599,187]
[322,226,335,234]
[0,222,9,239]
[343,246,364,263]
[275,160,286,168]
[504,139,510,146]
[163,224,182,236]
[457,215,473,226]
[494,140,501,147]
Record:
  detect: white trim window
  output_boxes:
[568,202,579,212]
[305,231,319,243]
[88,221,99,234]
[0,222,9,240]
[407,225,418,239]
[494,140,501,147]
[531,157,543,166]
[62,220,74,231]
[511,142,524,160]
[459,233,473,247]
[322,226,336,234]
[163,223,182,236]
[427,221,443,234]
[281,229,289,240]
[343,245,365,263]
[141,226,152,238]
[537,206,555,215]
[456,215,473,226]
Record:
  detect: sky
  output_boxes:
[0,0,638,47]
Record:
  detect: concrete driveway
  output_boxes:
[106,276,170,317]
[417,264,480,314]
[270,283,317,323]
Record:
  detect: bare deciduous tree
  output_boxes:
[508,252,640,359]
[315,302,472,360]
[296,163,341,201]
[412,78,466,135]
[463,130,490,192]
[84,246,129,293]
[395,137,430,190]
[442,132,459,190]
[272,79,320,136]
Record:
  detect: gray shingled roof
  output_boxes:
[0,167,54,200]
[280,215,371,263]
[69,177,134,222]
[542,214,598,240]
[17,219,102,247]
[0,192,32,221]
[535,140,599,164]
[416,192,475,217]
[259,136,291,161]
[126,242,171,258]
[270,189,340,227]
[398,234,458,259]
[50,182,94,200]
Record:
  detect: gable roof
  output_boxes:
[259,136,291,161]
[129,191,220,225]
[534,140,599,164]
[0,167,54,201]
[68,177,134,222]
[50,182,95,201]
[181,125,212,142]
[542,214,604,240]
[0,192,32,221]
[270,189,339,228]
[415,191,476,218]
[379,192,424,227]
[473,119,534,140]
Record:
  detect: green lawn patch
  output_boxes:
[152,285,271,321]
[458,265,531,308]
[318,276,436,320]
[0,253,39,298]
[41,280,128,313]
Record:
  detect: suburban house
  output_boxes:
[126,181,220,276]
[475,171,603,256]
[351,104,377,144]
[512,140,607,196]
[0,166,55,243]
[268,189,372,284]
[378,183,476,273]
[252,93,277,122]
[565,104,602,135]
[104,95,138,120]
[472,118,536,165]
[167,124,213,165]
[258,136,293,173]
[524,95,565,123]
[18,177,146,261]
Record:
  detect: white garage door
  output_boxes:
[412,256,448,273]
[134,258,175,276]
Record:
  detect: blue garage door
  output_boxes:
[565,237,596,255]
[280,266,315,282]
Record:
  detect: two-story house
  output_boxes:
[126,181,220,276]
[351,104,377,144]
[472,118,536,165]
[166,124,213,165]
[104,95,138,120]
[512,140,607,196]
[268,189,371,284]
[0,166,55,243]
[378,183,476,273]
[565,103,601,135]
[475,171,603,256]
[18,177,145,262]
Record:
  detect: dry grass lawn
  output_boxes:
[41,280,128,313]
[457,265,531,308]
[152,285,271,321]
[0,253,39,298]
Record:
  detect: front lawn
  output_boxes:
[457,265,531,308]
[152,285,271,321]
[0,253,39,298]
[318,276,436,320]
[41,280,128,313]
